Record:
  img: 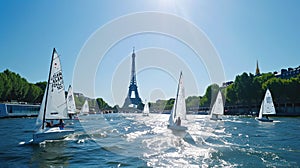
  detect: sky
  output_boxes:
[0,0,299,106]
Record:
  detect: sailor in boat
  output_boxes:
[68,113,72,120]
[46,120,53,127]
[175,117,181,126]
[53,119,65,129]
[46,119,65,129]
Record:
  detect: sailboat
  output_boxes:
[142,100,150,116]
[210,90,224,120]
[33,48,74,143]
[80,100,89,115]
[167,72,187,131]
[67,85,76,119]
[255,89,276,122]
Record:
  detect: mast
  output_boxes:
[42,48,56,129]
[174,72,182,119]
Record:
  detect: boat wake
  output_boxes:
[76,113,240,167]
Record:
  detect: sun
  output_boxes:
[156,0,191,19]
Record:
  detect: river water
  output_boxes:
[0,114,299,167]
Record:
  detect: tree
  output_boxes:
[200,84,219,107]
[286,77,300,103]
[35,81,47,91]
[225,83,237,105]
[96,98,112,110]
[186,96,200,108]
[1,70,13,101]
[137,103,144,110]
[0,73,5,101]
[164,98,175,110]
[262,77,285,105]
[253,73,275,104]
[24,84,42,103]
[150,99,167,112]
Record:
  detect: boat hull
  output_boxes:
[167,124,187,131]
[210,114,222,121]
[33,127,74,144]
[210,117,222,121]
[255,117,273,122]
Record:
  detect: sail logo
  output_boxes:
[51,71,64,91]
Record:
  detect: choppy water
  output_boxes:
[0,114,299,167]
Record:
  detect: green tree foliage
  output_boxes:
[288,77,300,102]
[24,84,43,103]
[0,70,13,101]
[164,98,175,110]
[150,99,167,112]
[263,77,285,104]
[200,84,219,107]
[234,73,255,104]
[35,81,47,91]
[74,94,85,107]
[225,72,300,106]
[96,98,112,110]
[225,83,237,105]
[137,103,144,111]
[0,69,44,103]
[186,96,200,108]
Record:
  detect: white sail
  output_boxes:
[80,100,89,114]
[210,90,224,116]
[260,89,276,117]
[35,88,47,130]
[258,100,264,119]
[35,49,68,130]
[33,48,74,143]
[45,50,68,120]
[143,100,150,115]
[168,72,186,126]
[67,85,76,114]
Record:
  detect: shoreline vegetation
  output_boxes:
[0,69,300,116]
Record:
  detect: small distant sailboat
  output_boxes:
[143,100,150,116]
[33,48,74,143]
[80,100,89,115]
[210,90,224,120]
[255,89,276,122]
[167,72,187,131]
[67,85,76,119]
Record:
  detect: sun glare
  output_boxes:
[156,0,191,19]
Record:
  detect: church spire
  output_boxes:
[255,60,260,75]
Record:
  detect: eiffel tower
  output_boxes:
[123,47,142,108]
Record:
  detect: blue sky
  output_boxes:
[0,1,299,106]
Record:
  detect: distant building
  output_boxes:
[0,103,40,118]
[255,60,261,76]
[123,47,142,108]
[274,66,300,79]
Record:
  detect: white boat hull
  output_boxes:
[33,127,74,144]
[210,114,222,121]
[255,117,273,122]
[210,117,222,121]
[167,124,187,131]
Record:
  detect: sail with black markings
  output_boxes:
[33,48,74,143]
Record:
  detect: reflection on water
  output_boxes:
[0,114,299,167]
[30,141,70,167]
